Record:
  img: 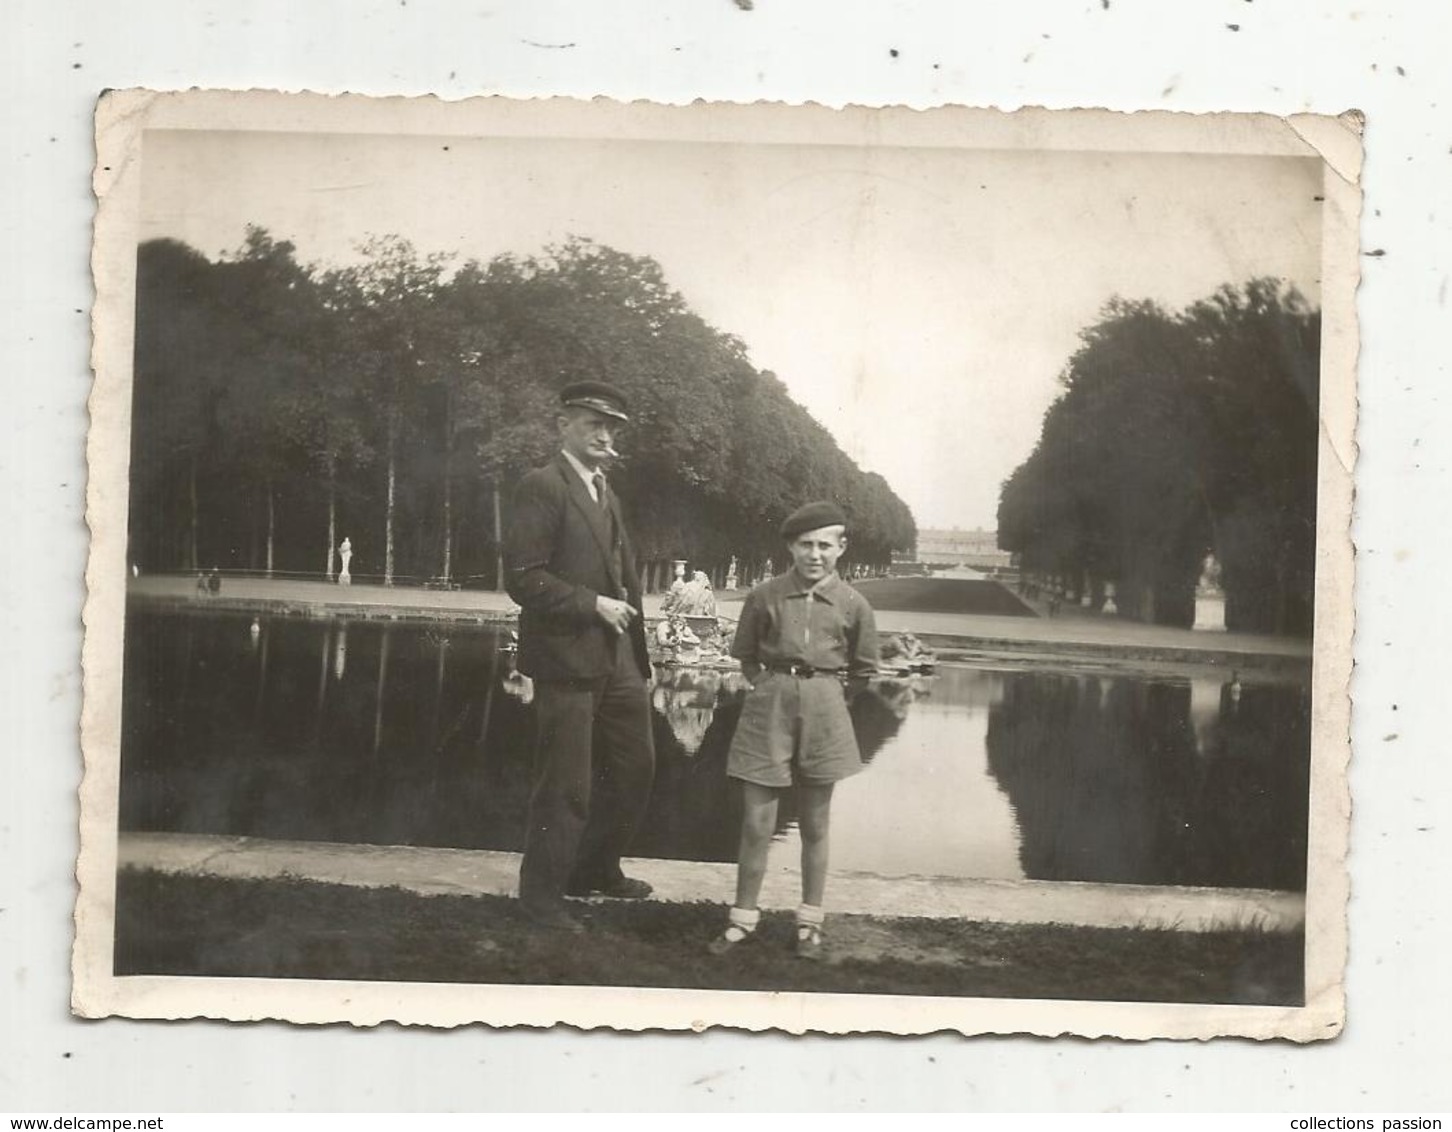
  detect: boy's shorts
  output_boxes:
[727,672,863,788]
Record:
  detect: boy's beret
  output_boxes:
[780,501,848,540]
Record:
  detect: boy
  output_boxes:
[709,501,879,959]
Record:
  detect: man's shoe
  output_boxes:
[596,875,653,899]
[566,875,653,900]
[518,900,586,933]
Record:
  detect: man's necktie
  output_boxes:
[594,471,627,599]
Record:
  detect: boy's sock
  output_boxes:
[728,906,761,931]
[795,903,824,928]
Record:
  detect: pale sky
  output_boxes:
[140,129,1323,531]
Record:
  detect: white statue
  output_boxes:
[662,559,688,614]
[675,570,717,617]
[338,537,353,586]
[1193,553,1227,632]
[673,619,702,664]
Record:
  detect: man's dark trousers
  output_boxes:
[519,633,656,908]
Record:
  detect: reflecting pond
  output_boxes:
[120,610,1311,892]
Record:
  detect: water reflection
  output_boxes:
[313,625,330,746]
[372,627,391,756]
[984,671,1309,891]
[119,610,1311,891]
[430,634,447,748]
[252,619,269,721]
[477,648,500,743]
[816,668,1025,880]
[652,668,748,755]
[1189,674,1221,756]
[333,623,348,680]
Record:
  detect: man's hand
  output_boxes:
[595,595,638,634]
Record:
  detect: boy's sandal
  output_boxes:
[795,923,825,960]
[707,922,758,956]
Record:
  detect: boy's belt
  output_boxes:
[765,661,842,678]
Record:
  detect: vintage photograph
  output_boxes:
[77,92,1357,1038]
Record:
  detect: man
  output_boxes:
[504,380,656,932]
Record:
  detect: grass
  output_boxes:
[113,869,1304,1006]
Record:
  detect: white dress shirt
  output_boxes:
[561,448,605,503]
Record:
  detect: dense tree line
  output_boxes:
[997,280,1320,635]
[129,230,916,590]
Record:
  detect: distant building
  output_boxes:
[887,552,929,576]
[914,527,1013,571]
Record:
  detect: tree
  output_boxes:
[131,239,229,572]
[997,281,1320,634]
[1181,280,1319,633]
[127,233,919,588]
[321,236,453,584]
[446,257,556,588]
[207,227,325,576]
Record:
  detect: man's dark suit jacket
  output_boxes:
[505,454,652,682]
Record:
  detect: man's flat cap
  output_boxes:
[560,381,630,422]
[780,500,848,540]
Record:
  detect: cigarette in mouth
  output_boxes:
[602,443,620,458]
